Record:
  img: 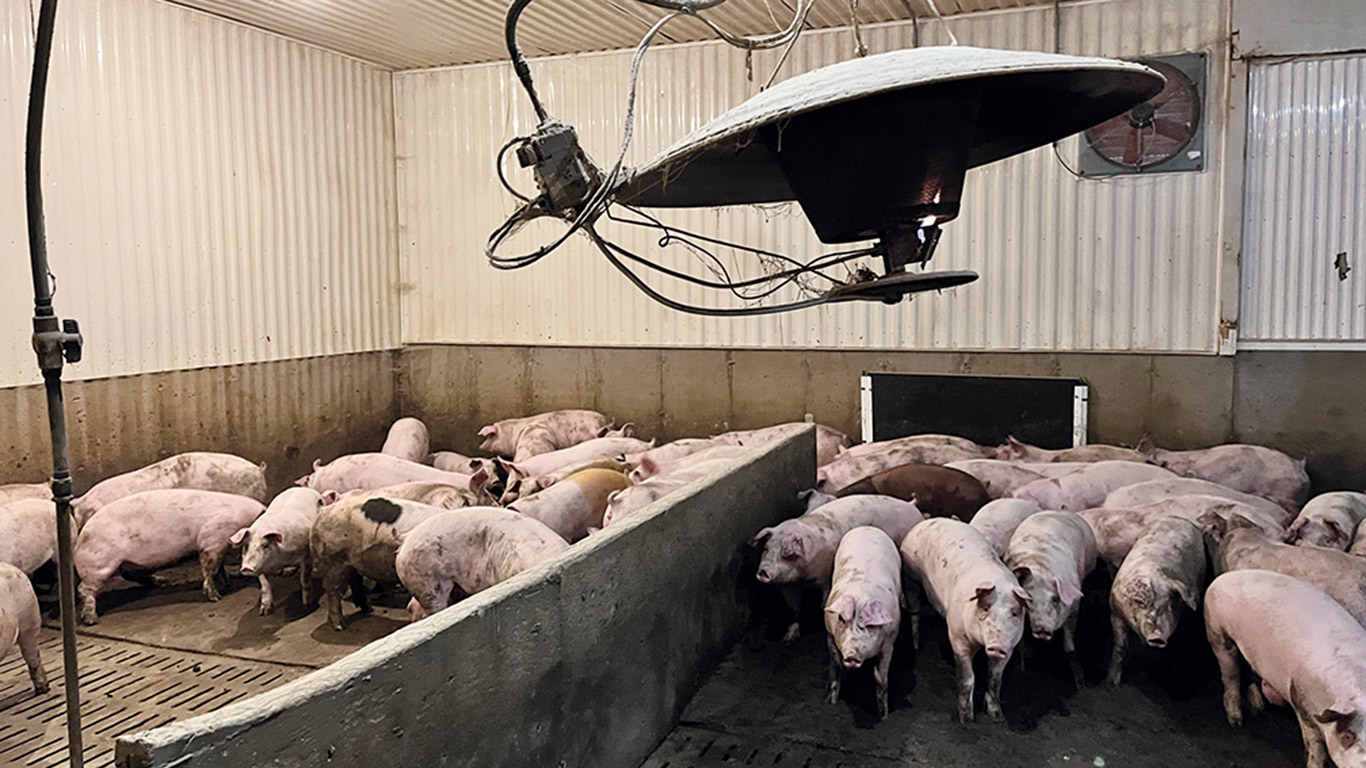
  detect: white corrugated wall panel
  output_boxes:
[1242,54,1366,347]
[0,0,398,389]
[396,0,1227,352]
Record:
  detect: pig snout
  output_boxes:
[985,644,1010,661]
[842,654,864,669]
[240,564,257,576]
[1032,627,1054,641]
[1145,633,1168,648]
[755,568,774,584]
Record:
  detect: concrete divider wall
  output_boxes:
[115,425,816,768]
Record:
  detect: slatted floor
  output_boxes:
[640,726,904,768]
[0,629,308,768]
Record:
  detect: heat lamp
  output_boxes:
[490,2,1165,315]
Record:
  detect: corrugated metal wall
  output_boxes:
[0,0,399,389]
[1241,53,1366,348]
[395,0,1229,353]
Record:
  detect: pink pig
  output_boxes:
[427,451,474,472]
[0,499,58,575]
[629,444,754,483]
[477,409,614,460]
[0,563,48,697]
[824,526,902,719]
[1106,517,1205,687]
[0,483,51,505]
[1285,492,1366,551]
[1012,461,1174,511]
[1140,439,1310,512]
[230,488,325,615]
[396,507,568,620]
[994,437,1146,464]
[946,460,1047,500]
[817,439,986,494]
[505,436,653,479]
[1104,478,1294,528]
[969,498,1042,557]
[380,417,430,464]
[508,468,631,542]
[713,423,850,467]
[1003,511,1098,689]
[72,452,266,527]
[74,489,265,624]
[300,453,479,496]
[900,518,1028,723]
[1206,570,1366,768]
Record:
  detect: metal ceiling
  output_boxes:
[168,0,1053,70]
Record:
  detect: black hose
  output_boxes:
[27,0,59,308]
[505,0,549,122]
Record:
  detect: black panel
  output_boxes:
[866,372,1084,449]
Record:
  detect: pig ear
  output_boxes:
[1283,517,1305,543]
[596,425,612,438]
[1172,582,1200,611]
[1197,511,1228,539]
[1056,577,1083,605]
[1012,566,1033,585]
[1012,586,1032,605]
[1136,434,1156,457]
[749,527,775,547]
[469,467,490,494]
[1325,519,1347,543]
[321,490,341,505]
[1314,703,1357,726]
[618,423,635,438]
[229,528,250,546]
[1227,514,1260,533]
[640,456,660,476]
[859,600,894,628]
[969,582,997,605]
[263,532,283,544]
[313,459,323,472]
[478,425,497,437]
[825,593,855,624]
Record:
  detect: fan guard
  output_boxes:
[1083,57,1201,172]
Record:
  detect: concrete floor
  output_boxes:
[42,560,409,669]
[644,586,1307,768]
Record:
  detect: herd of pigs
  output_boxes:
[1,410,1364,768]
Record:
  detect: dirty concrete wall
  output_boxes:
[401,344,1366,492]
[0,352,399,496]
[115,426,815,768]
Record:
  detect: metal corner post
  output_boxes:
[25,0,86,765]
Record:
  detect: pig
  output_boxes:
[753,495,923,643]
[476,409,613,460]
[601,458,742,528]
[833,463,989,522]
[504,436,653,480]
[1205,570,1366,768]
[500,456,631,505]
[1285,492,1366,551]
[900,518,1028,723]
[1080,496,1280,570]
[427,451,473,472]
[0,499,58,574]
[323,481,485,510]
[300,453,478,496]
[396,507,568,621]
[229,488,325,615]
[800,488,838,513]
[508,468,631,542]
[1019,463,1093,478]
[629,444,754,483]
[1204,513,1366,626]
[1140,439,1310,512]
[817,441,986,494]
[841,434,990,459]
[713,423,851,467]
[1351,524,1366,558]
[1012,461,1175,511]
[380,417,430,464]
[969,499,1042,557]
[74,490,266,624]
[995,436,1146,464]
[598,423,637,439]
[310,495,448,630]
[824,527,902,719]
[945,460,1047,499]
[0,563,48,696]
[1104,477,1294,528]
[1105,517,1205,687]
[1003,511,1098,689]
[0,483,51,504]
[624,439,716,469]
[72,452,266,527]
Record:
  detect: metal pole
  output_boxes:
[25,0,85,765]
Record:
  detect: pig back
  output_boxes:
[970,499,1042,556]
[1104,478,1292,528]
[1005,511,1098,579]
[0,500,59,574]
[1219,527,1366,625]
[312,497,447,583]
[834,464,988,522]
[1115,517,1206,599]
[900,518,1008,613]
[808,495,924,548]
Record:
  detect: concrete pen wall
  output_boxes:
[114,424,816,768]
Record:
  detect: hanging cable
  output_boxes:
[924,0,957,45]
[1050,0,1090,180]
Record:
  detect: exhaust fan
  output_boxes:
[1078,52,1206,176]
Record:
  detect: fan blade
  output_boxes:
[1123,129,1143,167]
[1153,117,1191,142]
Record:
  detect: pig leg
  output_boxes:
[257,574,274,616]
[950,638,977,723]
[1246,675,1266,714]
[984,652,1010,722]
[826,635,842,705]
[348,571,371,614]
[1295,708,1329,768]
[780,585,803,645]
[199,549,225,602]
[1208,628,1244,727]
[319,565,348,631]
[1105,611,1129,688]
[903,583,922,651]
[76,561,117,626]
[1063,610,1084,690]
[873,646,894,720]
[19,623,49,696]
[299,557,315,608]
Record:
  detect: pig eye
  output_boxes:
[1343,731,1358,749]
[781,552,799,561]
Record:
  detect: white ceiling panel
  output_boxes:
[167,0,1053,70]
